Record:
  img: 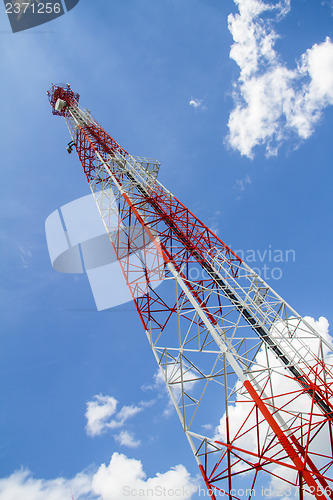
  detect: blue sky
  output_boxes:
[0,0,333,498]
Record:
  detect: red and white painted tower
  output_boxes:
[47,84,333,500]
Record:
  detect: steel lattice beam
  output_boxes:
[47,84,333,500]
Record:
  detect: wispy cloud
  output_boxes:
[207,209,222,235]
[143,366,199,418]
[189,98,203,108]
[235,174,251,193]
[85,394,153,447]
[106,404,143,430]
[114,430,141,448]
[201,423,213,431]
[227,0,333,158]
[321,0,333,14]
[20,245,33,269]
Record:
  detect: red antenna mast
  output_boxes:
[48,84,333,500]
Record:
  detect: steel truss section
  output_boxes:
[48,85,333,500]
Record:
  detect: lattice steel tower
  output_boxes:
[47,84,333,500]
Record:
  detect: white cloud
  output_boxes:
[235,174,251,192]
[227,0,333,158]
[106,404,144,430]
[93,453,197,499]
[85,395,154,446]
[114,431,141,448]
[85,395,145,437]
[0,453,198,500]
[201,423,213,430]
[152,364,200,417]
[207,209,222,235]
[214,315,332,496]
[0,468,93,500]
[152,369,175,417]
[189,98,203,108]
[20,245,33,269]
[321,0,333,14]
[142,365,201,418]
[85,394,118,437]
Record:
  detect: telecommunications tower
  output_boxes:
[47,84,333,500]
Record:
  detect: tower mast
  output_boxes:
[48,84,333,500]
